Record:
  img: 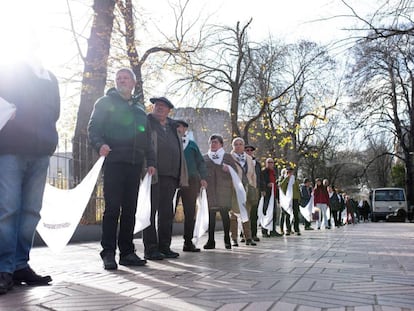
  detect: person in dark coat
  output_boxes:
[0,56,60,292]
[300,178,314,230]
[260,158,282,237]
[144,97,188,261]
[88,68,156,270]
[176,120,207,252]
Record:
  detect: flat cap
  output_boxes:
[150,96,174,109]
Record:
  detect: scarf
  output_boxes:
[207,147,225,164]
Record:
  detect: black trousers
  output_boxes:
[208,209,230,244]
[101,162,142,257]
[180,176,200,245]
[280,199,300,233]
[143,175,179,254]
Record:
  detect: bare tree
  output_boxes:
[175,19,254,137]
[71,0,115,222]
[115,0,204,104]
[268,40,340,168]
[346,30,414,207]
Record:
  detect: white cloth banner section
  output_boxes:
[173,188,179,214]
[0,97,16,131]
[326,206,331,220]
[260,184,274,231]
[299,194,314,222]
[36,156,105,253]
[134,173,152,234]
[192,188,209,246]
[279,184,293,219]
[257,196,264,227]
[227,166,249,222]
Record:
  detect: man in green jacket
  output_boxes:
[88,68,156,270]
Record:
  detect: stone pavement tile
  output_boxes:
[269,301,297,311]
[376,294,414,310]
[216,302,248,311]
[2,223,414,310]
[241,301,275,310]
[282,289,376,309]
[353,306,374,311]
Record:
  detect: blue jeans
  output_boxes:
[0,155,49,273]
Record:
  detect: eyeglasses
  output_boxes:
[245,149,253,152]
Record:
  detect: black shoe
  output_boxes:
[101,254,118,270]
[245,239,257,246]
[183,243,201,252]
[304,227,314,230]
[203,241,215,249]
[295,232,301,236]
[252,236,260,242]
[285,231,290,236]
[0,272,13,294]
[160,249,180,259]
[144,251,165,260]
[225,243,232,249]
[119,253,147,266]
[270,231,282,237]
[13,266,52,285]
[240,238,246,243]
[232,239,239,247]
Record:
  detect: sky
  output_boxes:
[0,0,378,68]
[0,0,379,131]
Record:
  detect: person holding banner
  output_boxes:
[230,137,257,247]
[144,97,188,261]
[203,134,237,250]
[260,158,282,237]
[176,120,208,252]
[0,58,60,293]
[279,166,301,236]
[313,178,330,230]
[244,145,261,242]
[88,68,156,270]
[300,178,314,230]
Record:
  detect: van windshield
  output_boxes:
[375,189,405,201]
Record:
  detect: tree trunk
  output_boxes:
[72,0,115,223]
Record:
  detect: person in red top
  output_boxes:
[260,158,282,237]
[313,178,330,229]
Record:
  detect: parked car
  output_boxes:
[369,188,407,222]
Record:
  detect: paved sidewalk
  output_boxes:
[1,223,414,311]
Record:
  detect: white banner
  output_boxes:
[299,194,314,222]
[0,97,16,131]
[260,184,274,231]
[192,188,209,246]
[228,166,249,222]
[134,173,152,233]
[36,156,105,253]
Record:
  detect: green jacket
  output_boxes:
[279,175,301,200]
[88,88,155,167]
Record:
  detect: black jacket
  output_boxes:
[88,88,155,167]
[0,62,60,156]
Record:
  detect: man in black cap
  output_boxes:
[176,120,207,252]
[144,97,188,260]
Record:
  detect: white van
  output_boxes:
[370,187,407,222]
